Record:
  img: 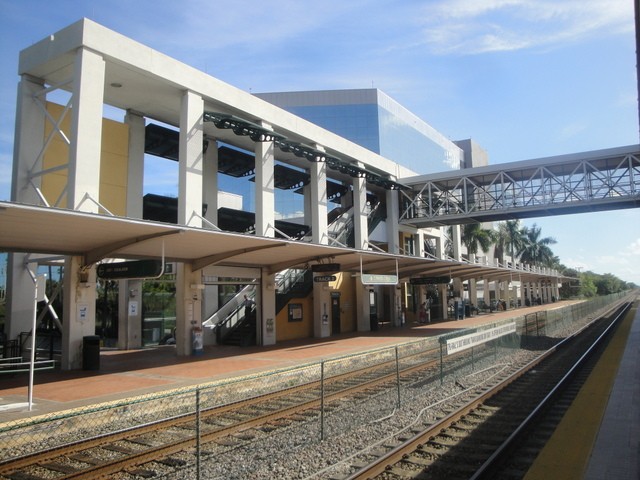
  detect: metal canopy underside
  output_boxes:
[0,201,559,283]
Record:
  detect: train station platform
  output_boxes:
[0,302,566,423]
[1,297,637,479]
[525,298,639,480]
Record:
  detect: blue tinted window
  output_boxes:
[287,104,380,154]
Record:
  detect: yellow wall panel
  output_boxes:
[276,296,314,342]
[102,119,129,156]
[42,102,129,216]
[100,184,126,215]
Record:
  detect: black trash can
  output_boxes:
[370,313,378,331]
[83,335,100,371]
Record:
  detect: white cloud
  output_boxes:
[623,237,640,256]
[557,121,589,141]
[416,0,633,55]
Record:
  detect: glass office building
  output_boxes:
[256,89,462,174]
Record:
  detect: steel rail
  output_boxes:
[345,300,632,480]
[1,343,474,479]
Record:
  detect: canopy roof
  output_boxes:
[0,201,561,283]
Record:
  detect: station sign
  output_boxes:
[311,263,340,273]
[361,273,398,285]
[314,275,337,282]
[410,276,451,285]
[97,260,163,280]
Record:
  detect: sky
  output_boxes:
[0,0,638,285]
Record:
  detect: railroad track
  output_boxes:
[341,301,632,480]
[0,341,496,480]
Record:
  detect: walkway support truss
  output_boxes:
[400,145,640,227]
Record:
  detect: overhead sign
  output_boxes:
[410,276,451,285]
[361,274,398,285]
[311,263,340,273]
[97,260,163,280]
[314,275,337,282]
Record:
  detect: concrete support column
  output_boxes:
[68,48,105,211]
[117,279,142,350]
[6,258,36,340]
[62,256,97,369]
[175,263,202,357]
[352,173,368,250]
[310,154,328,244]
[356,281,372,331]
[255,127,275,237]
[203,138,219,228]
[417,231,425,258]
[469,280,478,306]
[178,90,203,228]
[451,225,462,261]
[7,76,46,338]
[261,272,276,345]
[11,75,45,203]
[303,183,312,235]
[392,285,403,327]
[59,48,104,369]
[516,279,525,307]
[439,284,449,320]
[125,110,145,219]
[436,230,445,259]
[386,189,400,254]
[500,281,509,308]
[468,255,477,307]
[119,111,146,351]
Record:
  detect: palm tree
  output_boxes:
[462,223,495,256]
[518,223,557,267]
[493,220,526,266]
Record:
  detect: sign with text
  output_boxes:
[97,260,163,280]
[314,275,337,282]
[361,273,398,285]
[445,322,516,355]
[410,276,451,285]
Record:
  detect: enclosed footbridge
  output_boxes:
[400,145,640,227]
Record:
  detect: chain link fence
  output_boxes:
[0,292,630,470]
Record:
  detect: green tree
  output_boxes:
[518,223,557,267]
[462,223,495,256]
[559,266,580,298]
[493,220,526,266]
[594,273,625,295]
[579,273,598,297]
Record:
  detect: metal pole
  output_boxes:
[440,342,444,385]
[196,388,201,480]
[28,274,45,411]
[395,346,401,408]
[320,361,325,441]
[471,345,475,371]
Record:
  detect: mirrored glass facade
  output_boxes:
[256,89,462,174]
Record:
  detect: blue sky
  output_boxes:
[0,0,638,284]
